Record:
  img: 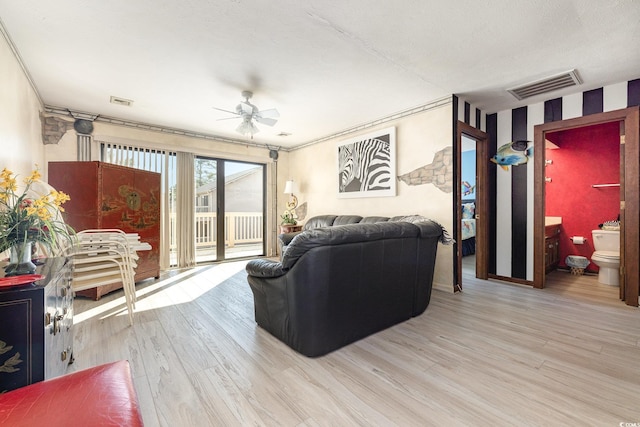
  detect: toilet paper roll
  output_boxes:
[572,236,585,244]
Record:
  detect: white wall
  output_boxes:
[0,30,44,181]
[288,102,454,290]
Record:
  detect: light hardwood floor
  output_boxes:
[70,260,640,426]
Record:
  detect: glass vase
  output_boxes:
[4,241,37,277]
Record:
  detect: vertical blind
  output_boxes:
[101,143,177,269]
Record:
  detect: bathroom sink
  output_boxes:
[545,216,562,226]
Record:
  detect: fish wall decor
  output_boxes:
[490,140,533,170]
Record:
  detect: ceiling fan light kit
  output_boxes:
[236,119,260,136]
[214,90,279,139]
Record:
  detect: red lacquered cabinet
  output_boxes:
[48,161,160,300]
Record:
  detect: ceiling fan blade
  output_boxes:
[216,116,241,121]
[258,108,280,119]
[255,116,278,126]
[238,101,254,115]
[212,107,239,116]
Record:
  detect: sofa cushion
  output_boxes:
[303,215,338,230]
[333,215,363,226]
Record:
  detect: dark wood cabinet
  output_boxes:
[0,258,73,393]
[48,161,160,299]
[545,225,560,273]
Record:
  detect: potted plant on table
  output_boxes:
[280,210,298,233]
[0,167,75,276]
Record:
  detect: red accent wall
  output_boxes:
[545,122,620,271]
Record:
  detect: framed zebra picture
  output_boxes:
[337,127,396,198]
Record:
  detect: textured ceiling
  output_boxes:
[1,0,639,148]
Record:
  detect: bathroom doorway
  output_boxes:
[533,107,639,306]
[455,121,489,290]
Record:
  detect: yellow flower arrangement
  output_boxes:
[0,167,75,258]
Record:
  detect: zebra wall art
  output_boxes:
[337,127,396,198]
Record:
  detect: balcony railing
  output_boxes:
[169,211,263,250]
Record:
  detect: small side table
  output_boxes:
[280,224,303,234]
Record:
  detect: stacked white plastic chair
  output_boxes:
[66,229,139,325]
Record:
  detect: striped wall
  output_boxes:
[456,78,640,283]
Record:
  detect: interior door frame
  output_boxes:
[533,107,639,306]
[455,121,489,290]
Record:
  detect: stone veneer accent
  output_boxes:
[397,146,453,193]
[41,113,73,145]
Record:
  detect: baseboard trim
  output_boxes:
[432,281,455,293]
[487,274,534,287]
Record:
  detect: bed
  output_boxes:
[461,200,476,256]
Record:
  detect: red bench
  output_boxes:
[0,360,143,426]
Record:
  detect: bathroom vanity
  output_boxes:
[545,217,562,273]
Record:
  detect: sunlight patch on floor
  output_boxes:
[74,260,249,323]
[73,294,131,324]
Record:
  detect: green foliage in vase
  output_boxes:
[0,167,75,256]
[280,210,297,225]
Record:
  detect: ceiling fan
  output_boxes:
[213,90,279,138]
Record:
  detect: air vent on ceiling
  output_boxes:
[507,70,582,100]
[110,96,133,107]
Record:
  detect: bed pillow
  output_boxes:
[462,203,475,219]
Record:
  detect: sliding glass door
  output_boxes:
[194,157,265,263]
[102,143,264,266]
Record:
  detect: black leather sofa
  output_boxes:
[246,217,445,357]
[277,214,403,256]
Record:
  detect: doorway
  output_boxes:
[455,121,489,290]
[533,107,639,306]
[194,157,266,263]
[461,134,477,277]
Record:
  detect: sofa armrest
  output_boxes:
[246,259,288,278]
[390,215,452,244]
[278,231,301,247]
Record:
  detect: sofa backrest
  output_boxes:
[303,214,392,231]
[303,214,364,230]
[282,221,427,270]
[298,214,443,241]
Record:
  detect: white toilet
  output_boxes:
[591,229,620,286]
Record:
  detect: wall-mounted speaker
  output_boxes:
[73,119,94,135]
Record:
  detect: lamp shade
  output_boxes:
[284,180,297,194]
